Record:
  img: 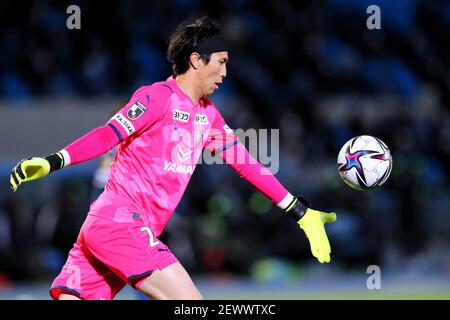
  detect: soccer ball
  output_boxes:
[337,135,393,191]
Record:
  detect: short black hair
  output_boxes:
[167,16,222,76]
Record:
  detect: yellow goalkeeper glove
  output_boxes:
[285,196,337,263]
[10,153,65,192]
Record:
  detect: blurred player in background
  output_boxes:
[9,17,336,300]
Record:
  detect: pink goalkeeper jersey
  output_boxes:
[89,77,236,236]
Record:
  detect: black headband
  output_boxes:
[196,35,228,54]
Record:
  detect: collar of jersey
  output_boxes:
[166,76,207,109]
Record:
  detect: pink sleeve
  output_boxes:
[205,111,289,205]
[64,125,119,165]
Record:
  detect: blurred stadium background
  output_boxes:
[0,0,449,299]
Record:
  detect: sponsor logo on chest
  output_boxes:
[163,160,195,175]
[173,109,190,123]
[195,114,209,125]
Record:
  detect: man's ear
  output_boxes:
[189,52,202,69]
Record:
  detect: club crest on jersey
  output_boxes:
[127,101,147,120]
[178,147,193,163]
[195,114,209,125]
[173,109,190,123]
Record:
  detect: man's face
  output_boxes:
[198,51,228,97]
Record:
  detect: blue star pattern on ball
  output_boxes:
[338,148,378,184]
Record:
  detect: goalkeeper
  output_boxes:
[10,17,336,300]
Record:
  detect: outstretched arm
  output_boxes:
[10,124,120,191]
[10,84,172,192]
[205,119,337,263]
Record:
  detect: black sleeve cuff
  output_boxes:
[285,196,310,222]
[45,152,64,173]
